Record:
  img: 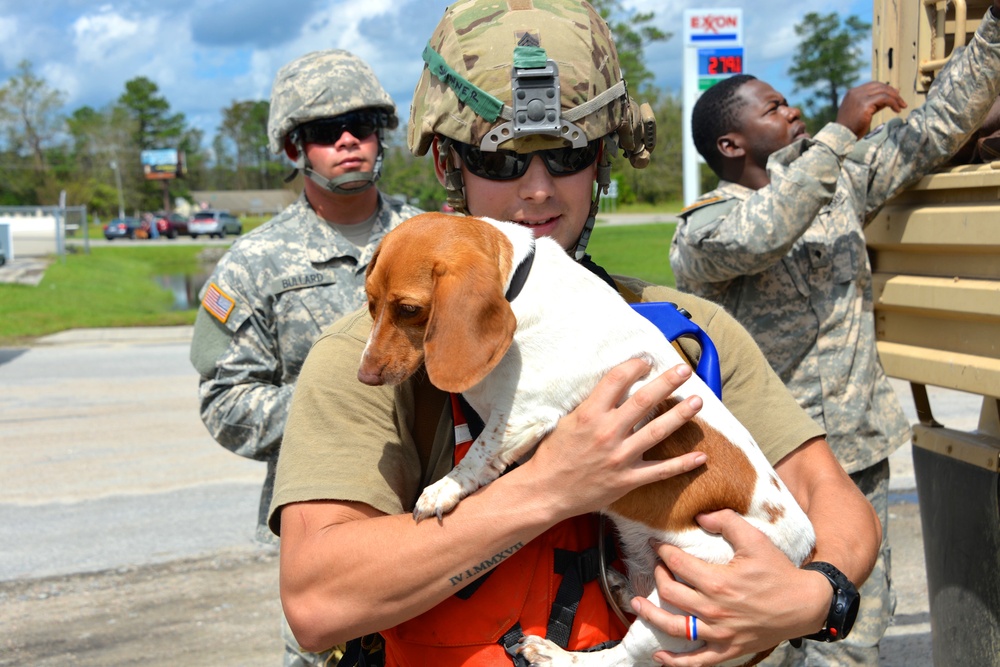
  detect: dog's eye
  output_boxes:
[397,304,420,319]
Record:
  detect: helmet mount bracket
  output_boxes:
[481,57,588,152]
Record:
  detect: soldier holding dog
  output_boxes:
[270,2,881,665]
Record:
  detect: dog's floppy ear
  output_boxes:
[365,243,382,281]
[423,258,515,393]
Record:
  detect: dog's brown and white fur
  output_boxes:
[358,212,816,667]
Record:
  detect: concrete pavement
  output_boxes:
[0,327,266,582]
[0,256,51,286]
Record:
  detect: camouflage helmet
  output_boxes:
[267,49,398,154]
[408,0,654,164]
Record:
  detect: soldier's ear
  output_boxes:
[718,133,745,159]
[430,137,447,187]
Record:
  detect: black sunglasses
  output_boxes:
[453,139,600,181]
[298,111,382,145]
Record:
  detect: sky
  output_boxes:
[0,0,874,148]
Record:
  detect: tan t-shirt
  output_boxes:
[269,279,824,535]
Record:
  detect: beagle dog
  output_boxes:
[358,212,815,667]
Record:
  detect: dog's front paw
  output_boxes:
[516,635,572,666]
[412,476,465,522]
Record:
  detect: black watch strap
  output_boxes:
[792,562,860,646]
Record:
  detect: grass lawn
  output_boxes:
[0,220,677,346]
[0,245,209,345]
[589,221,676,287]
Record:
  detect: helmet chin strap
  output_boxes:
[437,137,471,215]
[572,136,614,261]
[303,166,377,195]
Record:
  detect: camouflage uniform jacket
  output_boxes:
[670,11,1000,474]
[191,192,421,539]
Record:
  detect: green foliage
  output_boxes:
[378,131,445,211]
[589,0,671,95]
[117,77,186,151]
[115,77,193,212]
[611,90,684,205]
[788,13,871,133]
[65,104,137,215]
[0,60,66,204]
[0,60,65,172]
[217,100,281,190]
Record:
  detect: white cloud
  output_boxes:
[72,10,143,63]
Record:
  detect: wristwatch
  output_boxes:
[791,562,860,646]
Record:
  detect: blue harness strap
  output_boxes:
[629,302,722,399]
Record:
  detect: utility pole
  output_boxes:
[110,160,125,219]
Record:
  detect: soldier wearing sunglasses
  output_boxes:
[189,49,421,667]
[271,2,880,666]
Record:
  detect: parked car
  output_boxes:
[188,210,242,239]
[153,211,190,239]
[103,217,143,240]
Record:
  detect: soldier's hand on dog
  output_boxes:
[524,359,708,520]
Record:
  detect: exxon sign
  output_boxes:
[683,9,743,48]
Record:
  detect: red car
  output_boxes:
[153,212,190,239]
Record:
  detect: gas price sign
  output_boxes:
[697,48,744,89]
[700,49,743,75]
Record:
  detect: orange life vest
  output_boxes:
[377,395,630,666]
[380,513,629,666]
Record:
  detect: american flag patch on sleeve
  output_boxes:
[202,282,236,323]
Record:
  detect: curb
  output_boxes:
[35,326,195,346]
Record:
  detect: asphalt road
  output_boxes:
[0,326,982,666]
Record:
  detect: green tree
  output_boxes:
[603,90,684,207]
[175,125,207,196]
[584,0,675,205]
[788,12,871,132]
[0,60,66,172]
[65,104,138,216]
[116,77,185,150]
[218,100,279,189]
[590,0,671,95]
[0,60,67,204]
[115,77,192,211]
[378,129,444,211]
[208,133,237,190]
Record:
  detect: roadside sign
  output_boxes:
[683,9,743,206]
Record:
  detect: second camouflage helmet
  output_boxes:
[267,49,398,155]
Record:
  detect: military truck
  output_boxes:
[870,0,1000,663]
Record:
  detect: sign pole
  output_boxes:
[683,9,744,206]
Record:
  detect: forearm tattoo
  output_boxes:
[448,542,524,587]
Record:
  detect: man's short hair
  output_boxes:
[692,74,757,176]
